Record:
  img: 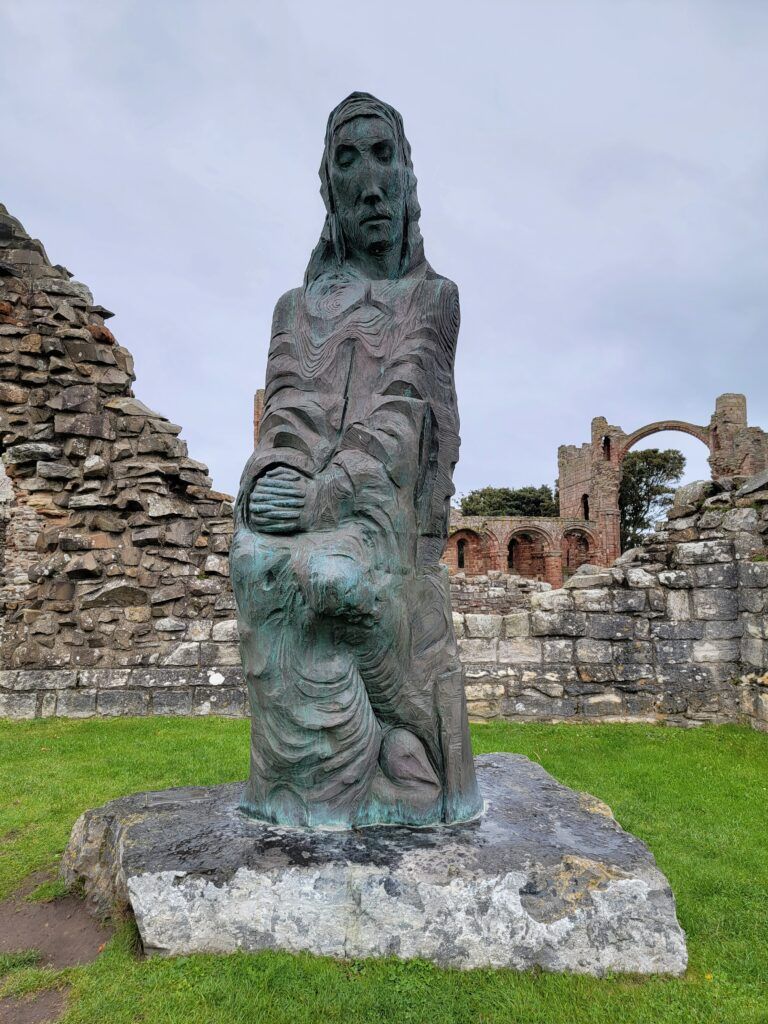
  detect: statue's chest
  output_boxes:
[294,307,400,394]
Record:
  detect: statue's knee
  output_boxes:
[231,529,290,594]
[379,728,439,791]
[305,551,373,617]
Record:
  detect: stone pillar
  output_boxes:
[601,510,621,562]
[709,393,768,478]
[544,550,563,589]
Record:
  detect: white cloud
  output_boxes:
[1,0,766,495]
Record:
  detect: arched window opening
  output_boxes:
[563,531,591,575]
[601,435,611,461]
[508,533,546,580]
[581,494,590,520]
[446,530,485,575]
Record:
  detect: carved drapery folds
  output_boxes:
[231,94,481,827]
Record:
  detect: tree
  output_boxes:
[619,448,686,549]
[460,484,559,518]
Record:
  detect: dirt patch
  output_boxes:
[0,987,68,1024]
[0,875,113,969]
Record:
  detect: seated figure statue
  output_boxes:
[231,93,482,827]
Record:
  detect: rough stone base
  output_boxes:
[61,754,687,975]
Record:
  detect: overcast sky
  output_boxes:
[2,0,766,498]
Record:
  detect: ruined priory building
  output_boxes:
[1,204,766,729]
[0,204,240,715]
[444,394,768,587]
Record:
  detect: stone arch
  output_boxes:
[620,420,711,461]
[507,528,551,581]
[613,420,711,556]
[445,529,486,575]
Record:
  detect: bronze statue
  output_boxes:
[231,93,481,827]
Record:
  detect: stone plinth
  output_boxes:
[61,754,687,975]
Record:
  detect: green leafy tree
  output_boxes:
[619,448,686,549]
[460,485,559,518]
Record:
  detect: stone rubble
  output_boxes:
[454,480,768,730]
[0,205,239,715]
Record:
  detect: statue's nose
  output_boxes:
[361,186,386,207]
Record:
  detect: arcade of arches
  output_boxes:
[444,518,598,589]
[444,393,768,587]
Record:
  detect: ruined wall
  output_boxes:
[3,462,766,729]
[443,513,600,588]
[557,436,595,522]
[1,204,766,730]
[449,571,550,615]
[456,476,768,731]
[0,204,240,717]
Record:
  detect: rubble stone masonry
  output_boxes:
[0,204,240,718]
[453,476,768,731]
[1,204,766,730]
[443,393,768,584]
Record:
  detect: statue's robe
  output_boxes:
[231,260,481,826]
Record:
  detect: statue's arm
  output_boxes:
[236,289,325,532]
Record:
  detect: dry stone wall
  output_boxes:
[0,204,240,718]
[449,572,550,615]
[456,476,768,731]
[1,203,767,729]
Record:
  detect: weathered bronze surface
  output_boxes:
[231,93,481,827]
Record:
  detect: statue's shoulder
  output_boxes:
[420,270,460,331]
[419,269,459,304]
[424,268,458,292]
[271,287,302,334]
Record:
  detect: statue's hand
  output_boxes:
[248,467,309,534]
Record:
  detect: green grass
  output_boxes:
[1,718,766,1023]
[0,950,42,978]
[26,878,70,903]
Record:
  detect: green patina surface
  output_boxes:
[232,94,480,828]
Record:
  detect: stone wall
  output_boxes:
[1,203,766,730]
[455,477,768,731]
[0,204,239,717]
[449,571,550,615]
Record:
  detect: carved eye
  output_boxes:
[373,141,393,164]
[335,145,357,169]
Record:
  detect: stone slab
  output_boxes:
[61,754,687,975]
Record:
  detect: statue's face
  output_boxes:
[330,116,406,260]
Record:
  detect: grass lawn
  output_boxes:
[1,717,766,1023]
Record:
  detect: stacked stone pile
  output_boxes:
[455,476,768,729]
[0,204,239,718]
[450,570,550,614]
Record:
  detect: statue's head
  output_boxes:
[305,93,425,284]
